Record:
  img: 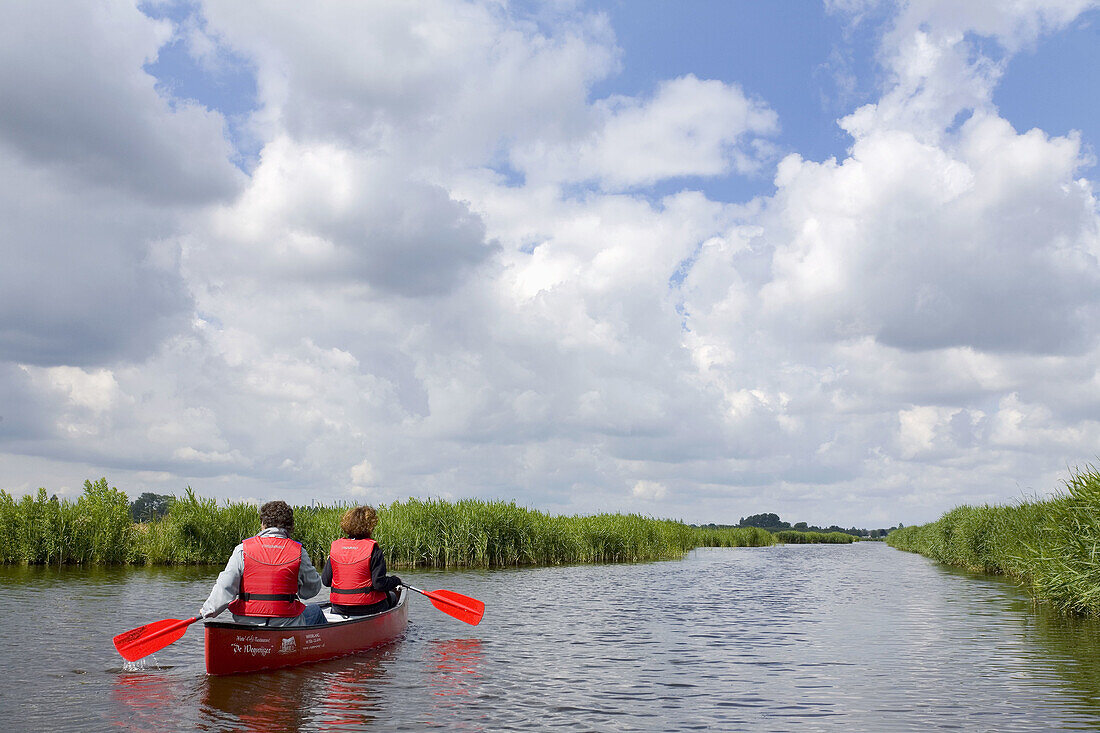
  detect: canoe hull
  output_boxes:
[203,589,408,675]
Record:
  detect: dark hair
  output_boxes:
[259,500,294,532]
[340,506,378,539]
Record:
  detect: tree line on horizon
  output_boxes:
[695,512,902,539]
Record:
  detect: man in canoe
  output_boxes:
[322,505,403,615]
[200,500,327,626]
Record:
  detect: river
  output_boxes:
[3,542,1100,731]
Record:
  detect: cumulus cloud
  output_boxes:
[0,2,241,204]
[632,480,668,500]
[512,74,779,189]
[679,0,1100,516]
[745,1,1100,359]
[757,114,1100,354]
[0,2,243,367]
[2,0,1100,528]
[0,153,194,366]
[198,138,497,296]
[200,0,616,165]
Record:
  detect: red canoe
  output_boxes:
[203,588,409,675]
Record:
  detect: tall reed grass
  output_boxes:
[0,479,132,565]
[3,482,858,568]
[888,465,1100,615]
[773,530,857,544]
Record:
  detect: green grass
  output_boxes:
[887,465,1100,615]
[0,481,866,568]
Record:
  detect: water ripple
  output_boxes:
[6,546,1100,730]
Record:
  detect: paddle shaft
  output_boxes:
[404,584,455,606]
[143,616,198,646]
[402,584,484,625]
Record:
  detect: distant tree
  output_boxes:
[739,513,790,529]
[735,514,887,536]
[130,492,173,522]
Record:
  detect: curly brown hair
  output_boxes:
[259,500,294,532]
[340,505,378,539]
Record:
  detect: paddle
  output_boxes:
[114,602,231,662]
[114,616,200,662]
[402,585,484,626]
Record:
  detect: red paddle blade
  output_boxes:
[424,589,485,626]
[113,617,198,662]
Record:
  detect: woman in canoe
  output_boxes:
[200,500,328,626]
[322,505,403,615]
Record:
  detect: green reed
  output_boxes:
[773,530,857,544]
[887,465,1100,615]
[1,482,794,568]
[0,479,133,565]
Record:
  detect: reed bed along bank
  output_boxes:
[773,530,858,544]
[887,466,1100,616]
[0,482,786,568]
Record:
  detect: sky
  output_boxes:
[2,0,1099,528]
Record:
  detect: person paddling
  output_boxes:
[200,500,327,626]
[322,505,402,615]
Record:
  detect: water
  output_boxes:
[3,543,1100,731]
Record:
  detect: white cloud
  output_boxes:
[988,392,1099,452]
[0,2,241,204]
[0,2,244,367]
[2,0,1100,529]
[632,480,668,500]
[198,137,497,296]
[758,115,1100,354]
[30,366,121,413]
[349,460,377,488]
[201,0,616,167]
[513,74,779,189]
[898,405,964,459]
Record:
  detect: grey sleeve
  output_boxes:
[201,545,244,617]
[297,547,323,600]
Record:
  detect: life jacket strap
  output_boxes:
[238,592,298,602]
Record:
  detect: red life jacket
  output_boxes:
[227,535,306,617]
[329,538,387,606]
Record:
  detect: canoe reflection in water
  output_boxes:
[202,668,315,731]
[200,654,390,731]
[419,638,485,727]
[110,670,181,731]
[318,654,388,729]
[428,638,484,697]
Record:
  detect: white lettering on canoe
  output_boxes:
[231,642,273,656]
[233,634,269,643]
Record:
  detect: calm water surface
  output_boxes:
[3,543,1100,731]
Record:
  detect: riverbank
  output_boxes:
[1,481,790,568]
[887,466,1100,615]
